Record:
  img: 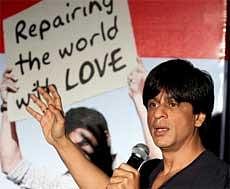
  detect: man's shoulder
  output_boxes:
[200,150,229,169]
[192,150,229,188]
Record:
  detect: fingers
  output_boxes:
[111,164,138,182]
[37,87,54,106]
[4,70,17,82]
[136,57,146,73]
[48,104,64,124]
[30,94,48,114]
[127,71,142,91]
[26,84,63,116]
[25,85,65,146]
[107,164,140,189]
[26,106,42,122]
[1,68,18,92]
[3,67,13,78]
[7,82,18,92]
[4,79,18,93]
[48,85,63,110]
[127,72,134,82]
[35,85,63,111]
[127,57,146,87]
[26,99,64,126]
[0,70,18,102]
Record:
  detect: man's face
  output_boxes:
[147,90,204,152]
[69,128,98,155]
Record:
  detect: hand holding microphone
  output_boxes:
[106,143,149,189]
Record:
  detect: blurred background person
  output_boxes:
[0,68,114,189]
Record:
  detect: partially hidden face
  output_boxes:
[147,90,206,152]
[69,128,98,155]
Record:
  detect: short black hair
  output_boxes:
[143,59,214,128]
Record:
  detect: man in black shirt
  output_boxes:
[107,59,229,189]
[140,150,229,189]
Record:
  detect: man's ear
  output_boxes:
[194,113,206,128]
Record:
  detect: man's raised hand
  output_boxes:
[26,85,66,146]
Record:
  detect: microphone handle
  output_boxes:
[127,154,144,170]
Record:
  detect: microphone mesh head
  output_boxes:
[132,143,149,161]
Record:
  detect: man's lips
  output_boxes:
[153,126,169,136]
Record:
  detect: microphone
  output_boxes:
[127,143,149,170]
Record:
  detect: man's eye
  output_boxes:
[148,101,157,109]
[169,101,178,107]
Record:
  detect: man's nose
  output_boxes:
[154,104,168,119]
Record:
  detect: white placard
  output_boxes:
[3,0,137,121]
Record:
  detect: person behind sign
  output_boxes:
[0,68,114,189]
[106,59,230,189]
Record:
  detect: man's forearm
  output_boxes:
[53,136,110,189]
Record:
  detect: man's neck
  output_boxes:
[161,139,205,174]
